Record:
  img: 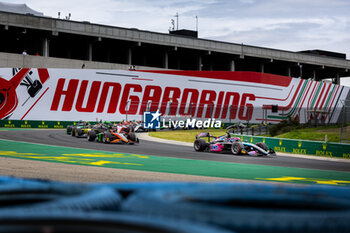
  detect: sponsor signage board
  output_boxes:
[233,134,350,159]
[0,68,348,123]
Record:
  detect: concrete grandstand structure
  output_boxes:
[0,9,350,84]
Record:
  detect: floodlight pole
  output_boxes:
[175,12,179,30]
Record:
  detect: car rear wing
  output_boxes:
[196,132,216,141]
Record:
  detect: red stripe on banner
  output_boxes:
[307,81,318,110]
[21,87,49,120]
[255,85,294,101]
[37,68,50,84]
[137,70,292,87]
[314,83,326,110]
[327,85,340,113]
[276,79,304,111]
[293,80,312,118]
[319,83,332,110]
[309,82,322,110]
[10,68,30,88]
[324,84,338,120]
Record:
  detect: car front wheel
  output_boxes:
[231,142,244,155]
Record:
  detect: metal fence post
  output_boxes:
[247,106,250,125]
[126,100,130,122]
[169,100,172,117]
[190,102,193,118]
[229,105,232,124]
[340,104,346,143]
[262,106,265,125]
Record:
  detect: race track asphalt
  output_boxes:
[0,129,349,172]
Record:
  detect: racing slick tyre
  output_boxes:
[88,130,96,141]
[66,126,72,134]
[77,128,84,137]
[193,139,208,152]
[103,132,111,143]
[71,127,76,137]
[126,126,135,133]
[256,142,268,151]
[127,133,137,144]
[231,142,244,155]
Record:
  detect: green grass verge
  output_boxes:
[277,125,350,142]
[149,125,350,144]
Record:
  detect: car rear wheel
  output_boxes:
[256,142,268,151]
[77,128,84,137]
[71,127,76,137]
[255,142,268,156]
[66,126,72,134]
[127,132,137,144]
[88,130,96,141]
[103,132,111,143]
[231,142,243,155]
[194,139,208,152]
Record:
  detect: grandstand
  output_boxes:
[0,2,349,84]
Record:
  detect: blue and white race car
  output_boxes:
[194,131,276,156]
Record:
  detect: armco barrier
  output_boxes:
[231,134,350,159]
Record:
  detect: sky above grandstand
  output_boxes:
[7,0,350,85]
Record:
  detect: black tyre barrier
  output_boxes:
[0,211,232,233]
[0,180,121,212]
[121,182,350,233]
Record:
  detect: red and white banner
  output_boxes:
[0,68,348,123]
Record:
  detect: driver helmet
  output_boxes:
[218,136,226,141]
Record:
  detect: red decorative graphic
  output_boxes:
[0,68,30,119]
[138,70,292,87]
[21,87,49,120]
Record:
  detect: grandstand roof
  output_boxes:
[0,2,43,16]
